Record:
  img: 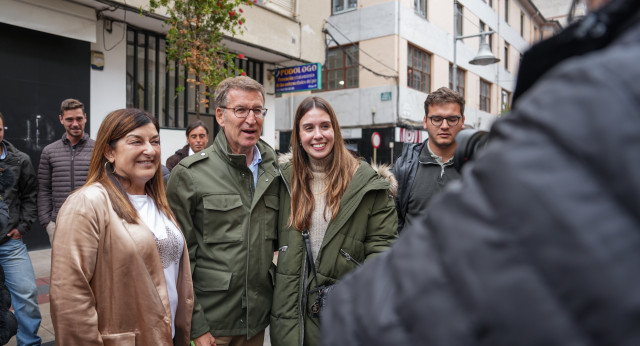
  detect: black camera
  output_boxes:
[453,129,490,172]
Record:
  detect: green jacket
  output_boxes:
[270,157,398,346]
[167,130,280,339]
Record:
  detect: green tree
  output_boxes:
[147,0,253,117]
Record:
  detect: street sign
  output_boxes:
[371,132,381,148]
[381,91,392,101]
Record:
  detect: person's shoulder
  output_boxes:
[42,138,64,153]
[4,141,30,161]
[67,183,108,205]
[83,135,96,146]
[176,146,211,169]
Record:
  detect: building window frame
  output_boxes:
[480,21,493,52]
[415,0,427,18]
[504,42,509,71]
[448,64,465,97]
[332,0,357,15]
[126,25,263,130]
[407,44,432,94]
[505,0,509,23]
[501,89,511,113]
[480,79,491,112]
[324,44,359,90]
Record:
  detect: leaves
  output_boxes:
[147,0,252,116]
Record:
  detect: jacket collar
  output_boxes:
[61,132,89,146]
[213,129,280,207]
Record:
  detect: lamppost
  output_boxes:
[452,0,500,92]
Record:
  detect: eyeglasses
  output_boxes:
[427,115,462,127]
[220,106,268,119]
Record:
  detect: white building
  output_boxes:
[274,0,561,163]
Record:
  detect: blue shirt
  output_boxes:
[0,142,6,160]
[249,145,262,188]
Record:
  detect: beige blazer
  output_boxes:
[51,183,193,346]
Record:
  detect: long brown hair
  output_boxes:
[289,96,358,231]
[85,108,175,224]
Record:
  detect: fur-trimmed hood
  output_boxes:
[278,151,397,198]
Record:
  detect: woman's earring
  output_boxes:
[104,161,116,174]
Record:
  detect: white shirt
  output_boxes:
[128,194,183,338]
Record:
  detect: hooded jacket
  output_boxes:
[37,133,95,227]
[167,130,281,339]
[321,2,640,345]
[0,140,37,244]
[270,154,398,346]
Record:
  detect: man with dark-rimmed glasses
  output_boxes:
[393,86,465,233]
[167,76,280,346]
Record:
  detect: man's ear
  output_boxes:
[216,108,225,129]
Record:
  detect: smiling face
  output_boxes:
[299,107,335,161]
[59,108,87,142]
[216,88,264,156]
[187,126,209,153]
[105,122,160,195]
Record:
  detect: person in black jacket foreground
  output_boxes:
[322,0,640,345]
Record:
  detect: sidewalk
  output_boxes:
[6,248,272,346]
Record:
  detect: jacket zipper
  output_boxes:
[71,145,76,188]
[300,230,309,346]
[339,249,361,266]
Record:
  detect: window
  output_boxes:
[501,89,511,113]
[325,44,359,90]
[415,0,427,18]
[407,45,431,93]
[455,3,463,36]
[504,43,509,71]
[449,64,465,96]
[480,79,491,112]
[520,11,525,36]
[482,0,493,7]
[480,21,493,52]
[126,26,263,129]
[504,0,509,23]
[333,0,357,14]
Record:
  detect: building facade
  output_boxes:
[0,0,326,248]
[275,0,561,164]
[0,0,560,247]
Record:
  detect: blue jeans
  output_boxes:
[0,239,42,346]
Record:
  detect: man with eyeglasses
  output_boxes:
[167,76,281,346]
[393,86,465,233]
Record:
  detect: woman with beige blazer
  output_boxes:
[50,108,193,346]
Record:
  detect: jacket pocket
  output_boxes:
[101,332,136,346]
[202,194,244,243]
[262,194,279,240]
[193,266,232,292]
